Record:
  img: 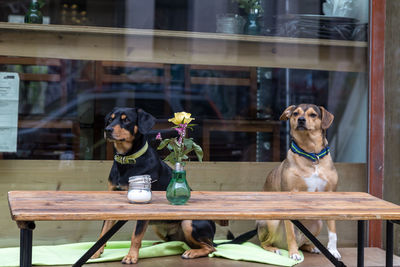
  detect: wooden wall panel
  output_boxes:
[369,0,386,248]
[384,0,400,255]
[0,160,366,248]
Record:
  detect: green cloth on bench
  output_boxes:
[0,240,303,266]
[211,241,303,266]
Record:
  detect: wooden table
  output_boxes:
[8,191,400,267]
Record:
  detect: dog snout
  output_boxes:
[298,117,306,124]
[105,126,113,137]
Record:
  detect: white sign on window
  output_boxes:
[0,72,19,152]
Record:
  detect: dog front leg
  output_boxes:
[122,220,149,264]
[326,220,341,259]
[257,220,282,255]
[181,220,216,259]
[91,220,116,259]
[284,220,302,261]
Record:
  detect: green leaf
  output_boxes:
[157,139,170,150]
[164,153,176,165]
[192,142,203,162]
[183,138,193,150]
[38,0,46,8]
[171,140,180,151]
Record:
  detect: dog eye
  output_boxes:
[108,118,113,123]
[123,117,130,123]
[293,112,299,116]
[310,113,317,118]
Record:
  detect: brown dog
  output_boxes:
[257,104,341,261]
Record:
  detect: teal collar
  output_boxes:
[290,141,329,162]
[114,142,148,164]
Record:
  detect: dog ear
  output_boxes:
[319,106,334,129]
[137,109,156,134]
[279,105,296,121]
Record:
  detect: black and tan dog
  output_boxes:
[257,104,341,261]
[91,107,216,264]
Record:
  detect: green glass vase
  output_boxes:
[166,163,191,205]
[24,0,43,24]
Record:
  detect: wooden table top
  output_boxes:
[8,191,400,221]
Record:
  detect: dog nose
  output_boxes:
[105,126,113,134]
[298,117,306,123]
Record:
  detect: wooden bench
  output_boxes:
[8,190,400,267]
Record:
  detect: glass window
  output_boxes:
[0,0,368,163]
[0,0,374,250]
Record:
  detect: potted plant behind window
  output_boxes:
[234,0,263,35]
[216,13,246,34]
[156,112,203,205]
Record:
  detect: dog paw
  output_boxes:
[310,247,321,254]
[121,254,139,264]
[181,249,196,259]
[90,249,103,259]
[261,245,281,255]
[290,252,303,261]
[181,248,213,259]
[328,248,341,260]
[300,244,320,254]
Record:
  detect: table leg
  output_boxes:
[20,228,33,267]
[291,220,346,267]
[357,220,364,267]
[73,220,127,267]
[17,221,36,267]
[386,221,394,267]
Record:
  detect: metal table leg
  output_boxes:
[17,221,36,267]
[291,220,346,267]
[73,220,127,267]
[357,220,364,267]
[386,221,394,267]
[387,220,400,267]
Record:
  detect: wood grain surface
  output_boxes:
[8,191,400,222]
[0,161,366,247]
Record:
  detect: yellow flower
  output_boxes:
[168,112,195,125]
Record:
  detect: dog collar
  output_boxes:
[290,141,330,162]
[114,142,148,164]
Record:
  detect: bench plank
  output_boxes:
[8,191,400,222]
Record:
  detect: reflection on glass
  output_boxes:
[0,0,368,163]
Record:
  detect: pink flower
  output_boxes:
[174,127,185,136]
[156,132,162,140]
[174,123,188,145]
